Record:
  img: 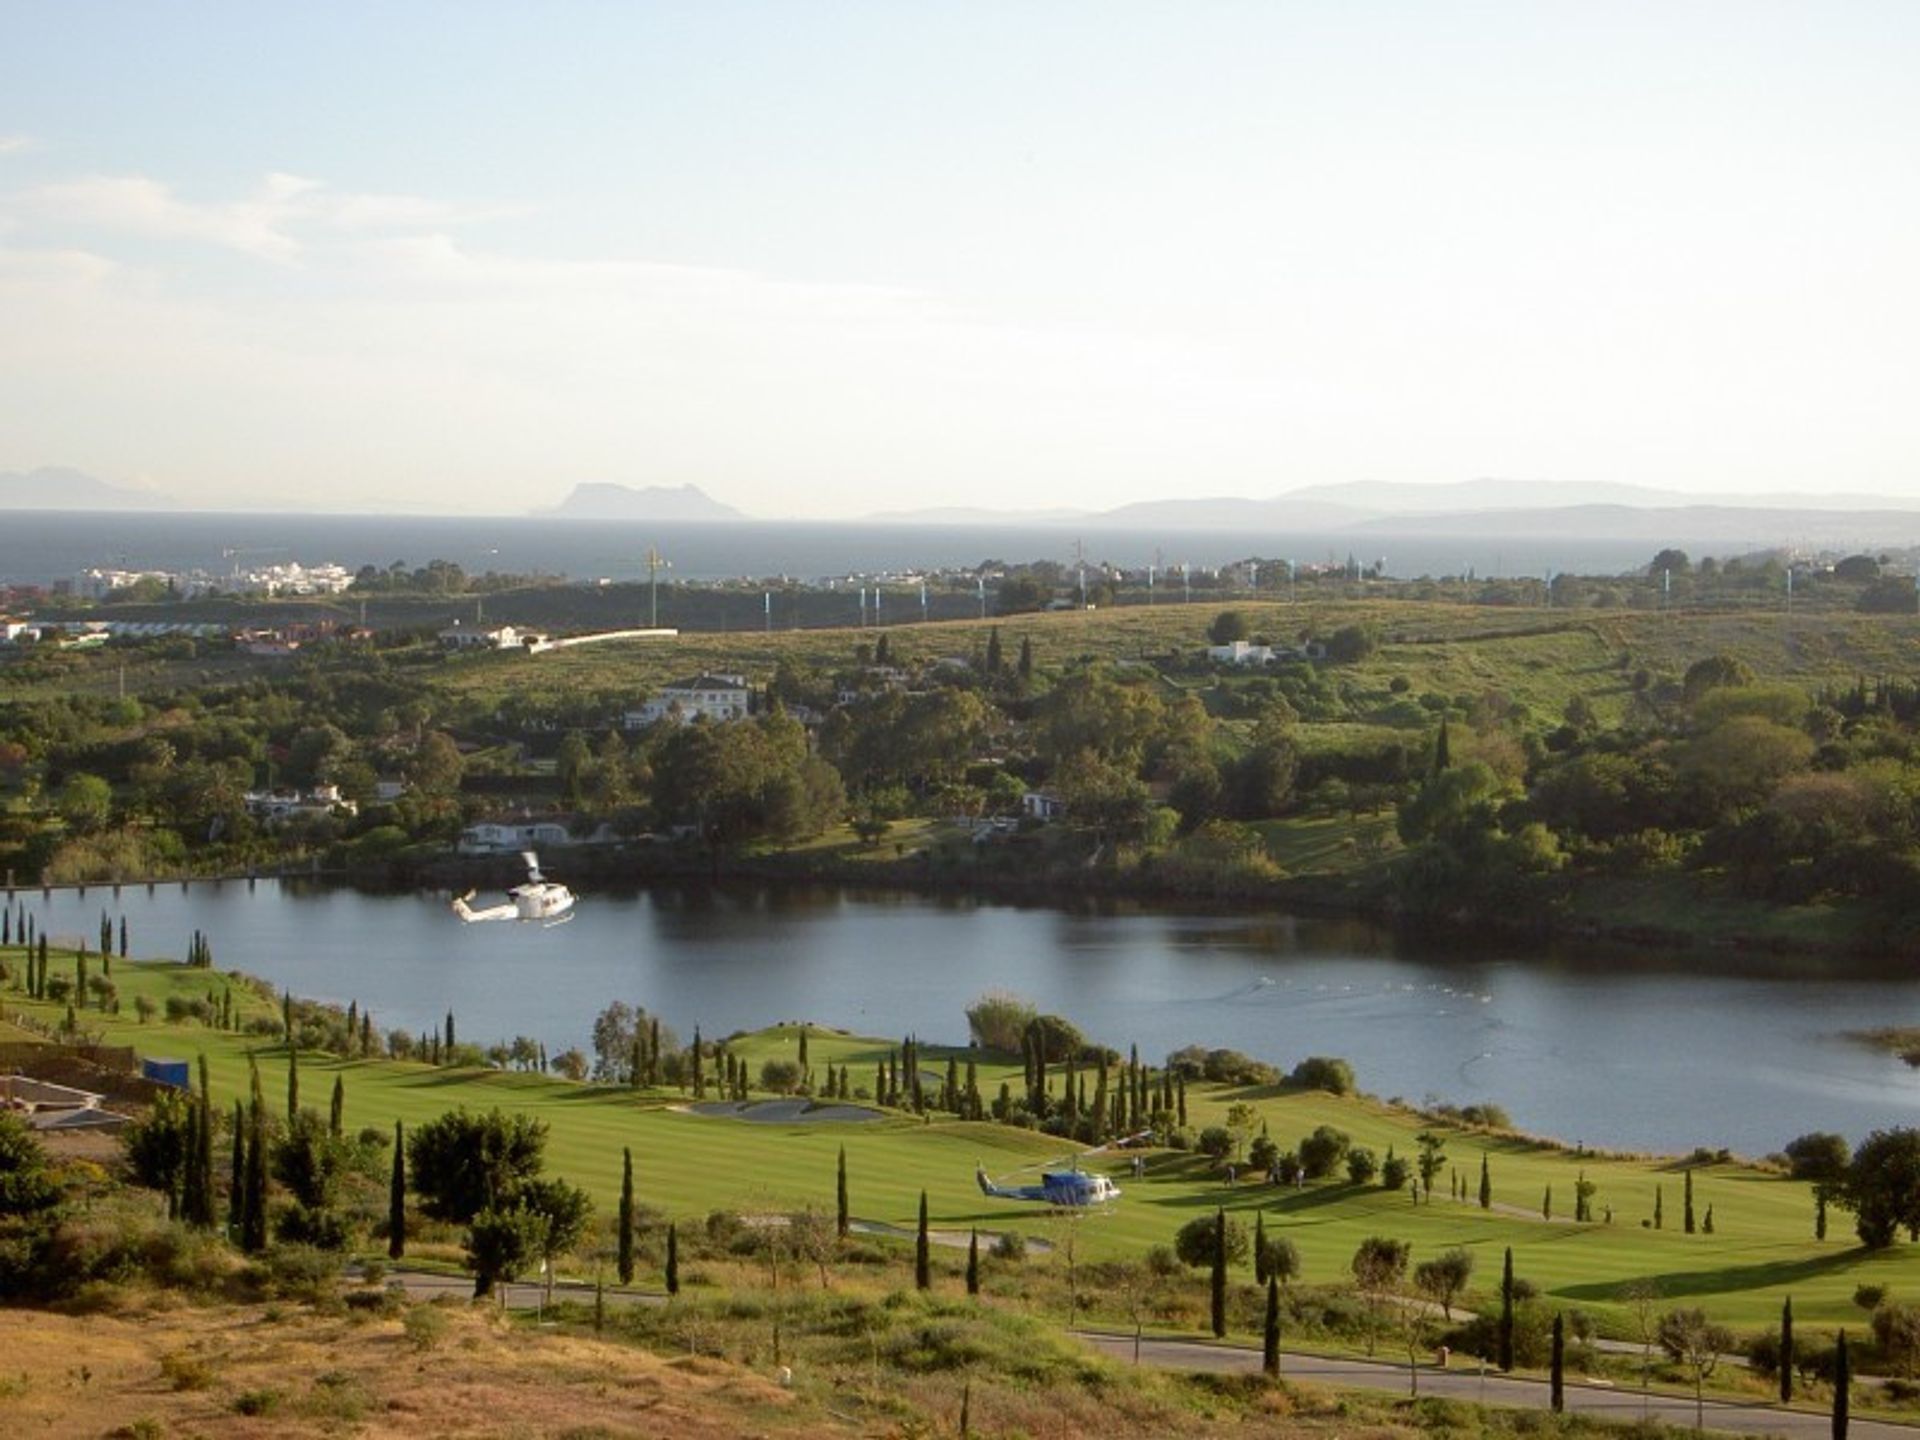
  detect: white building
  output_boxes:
[1021,790,1068,822]
[438,622,544,651]
[1207,640,1277,665]
[623,674,753,728]
[458,820,573,854]
[243,785,357,826]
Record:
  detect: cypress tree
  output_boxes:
[836,1145,850,1238]
[1210,1207,1228,1338]
[945,1055,959,1113]
[1017,635,1033,678]
[1817,1191,1829,1241]
[444,1010,455,1054]
[1177,1074,1188,1128]
[1684,1169,1696,1234]
[915,1190,931,1290]
[617,1147,635,1284]
[1498,1247,1515,1370]
[229,1098,246,1236]
[76,944,87,1006]
[1479,1153,1492,1209]
[629,1034,644,1089]
[1433,717,1452,774]
[1263,1275,1281,1378]
[119,914,128,958]
[666,1222,680,1296]
[329,1074,344,1136]
[1704,1203,1715,1235]
[692,1027,705,1097]
[282,989,292,1038]
[1543,1184,1552,1221]
[388,1120,406,1259]
[1255,1212,1270,1284]
[1654,1186,1664,1229]
[1550,1313,1565,1412]
[986,626,1003,674]
[648,1016,661,1084]
[242,1070,269,1253]
[287,1045,300,1122]
[178,1097,199,1223]
[189,1054,215,1228]
[1781,1296,1794,1403]
[966,1227,980,1296]
[1835,1330,1849,1439]
[798,1025,809,1073]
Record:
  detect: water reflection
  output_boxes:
[11,878,1920,1153]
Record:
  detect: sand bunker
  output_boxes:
[684,1098,884,1124]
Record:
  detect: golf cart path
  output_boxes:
[1076,1330,1915,1439]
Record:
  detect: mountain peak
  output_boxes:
[539,482,746,521]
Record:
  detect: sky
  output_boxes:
[2,2,1918,518]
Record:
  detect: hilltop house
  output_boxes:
[623,674,753,728]
[458,819,574,854]
[243,784,357,826]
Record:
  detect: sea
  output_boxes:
[0,510,1685,589]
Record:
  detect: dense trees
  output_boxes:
[1836,1128,1920,1248]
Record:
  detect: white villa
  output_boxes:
[623,674,753,728]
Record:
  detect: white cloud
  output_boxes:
[13,170,495,263]
[0,135,34,156]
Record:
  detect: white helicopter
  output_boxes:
[975,1132,1149,1208]
[452,852,576,925]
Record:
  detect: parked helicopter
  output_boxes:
[975,1133,1148,1208]
[451,852,577,925]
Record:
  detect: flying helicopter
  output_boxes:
[975,1132,1148,1208]
[451,852,577,925]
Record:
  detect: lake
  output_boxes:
[13,877,1920,1156]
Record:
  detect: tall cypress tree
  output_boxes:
[1497,1247,1515,1370]
[178,1097,199,1223]
[1550,1313,1565,1412]
[617,1148,635,1285]
[189,1054,215,1228]
[329,1074,345,1137]
[836,1145,850,1238]
[915,1191,931,1290]
[1263,1276,1281,1377]
[966,1228,980,1296]
[1835,1330,1849,1439]
[287,1045,300,1122]
[1684,1169,1696,1234]
[692,1026,705,1098]
[1433,717,1452,774]
[666,1222,680,1296]
[1654,1186,1664,1230]
[229,1098,247,1237]
[1479,1153,1492,1209]
[1255,1212,1270,1285]
[388,1120,406,1260]
[242,1068,269,1253]
[1781,1296,1794,1403]
[1210,1208,1228,1338]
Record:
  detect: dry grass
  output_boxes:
[0,1301,809,1440]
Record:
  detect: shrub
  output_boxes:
[1298,1125,1351,1180]
[233,1389,282,1417]
[1380,1155,1412,1191]
[1288,1056,1356,1095]
[990,1230,1026,1262]
[1173,1213,1248,1269]
[1197,1126,1233,1160]
[1345,1147,1378,1184]
[758,1059,802,1094]
[403,1304,449,1352]
[159,1350,217,1391]
[966,991,1037,1052]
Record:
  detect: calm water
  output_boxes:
[14,878,1920,1155]
[1,510,1675,588]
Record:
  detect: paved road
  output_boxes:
[1078,1330,1915,1439]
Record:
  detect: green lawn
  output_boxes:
[7,950,1915,1333]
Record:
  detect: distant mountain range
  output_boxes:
[851,480,1920,547]
[538,482,745,522]
[0,467,175,510]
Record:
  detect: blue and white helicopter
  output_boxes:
[975,1133,1149,1208]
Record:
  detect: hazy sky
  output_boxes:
[3,3,1918,517]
